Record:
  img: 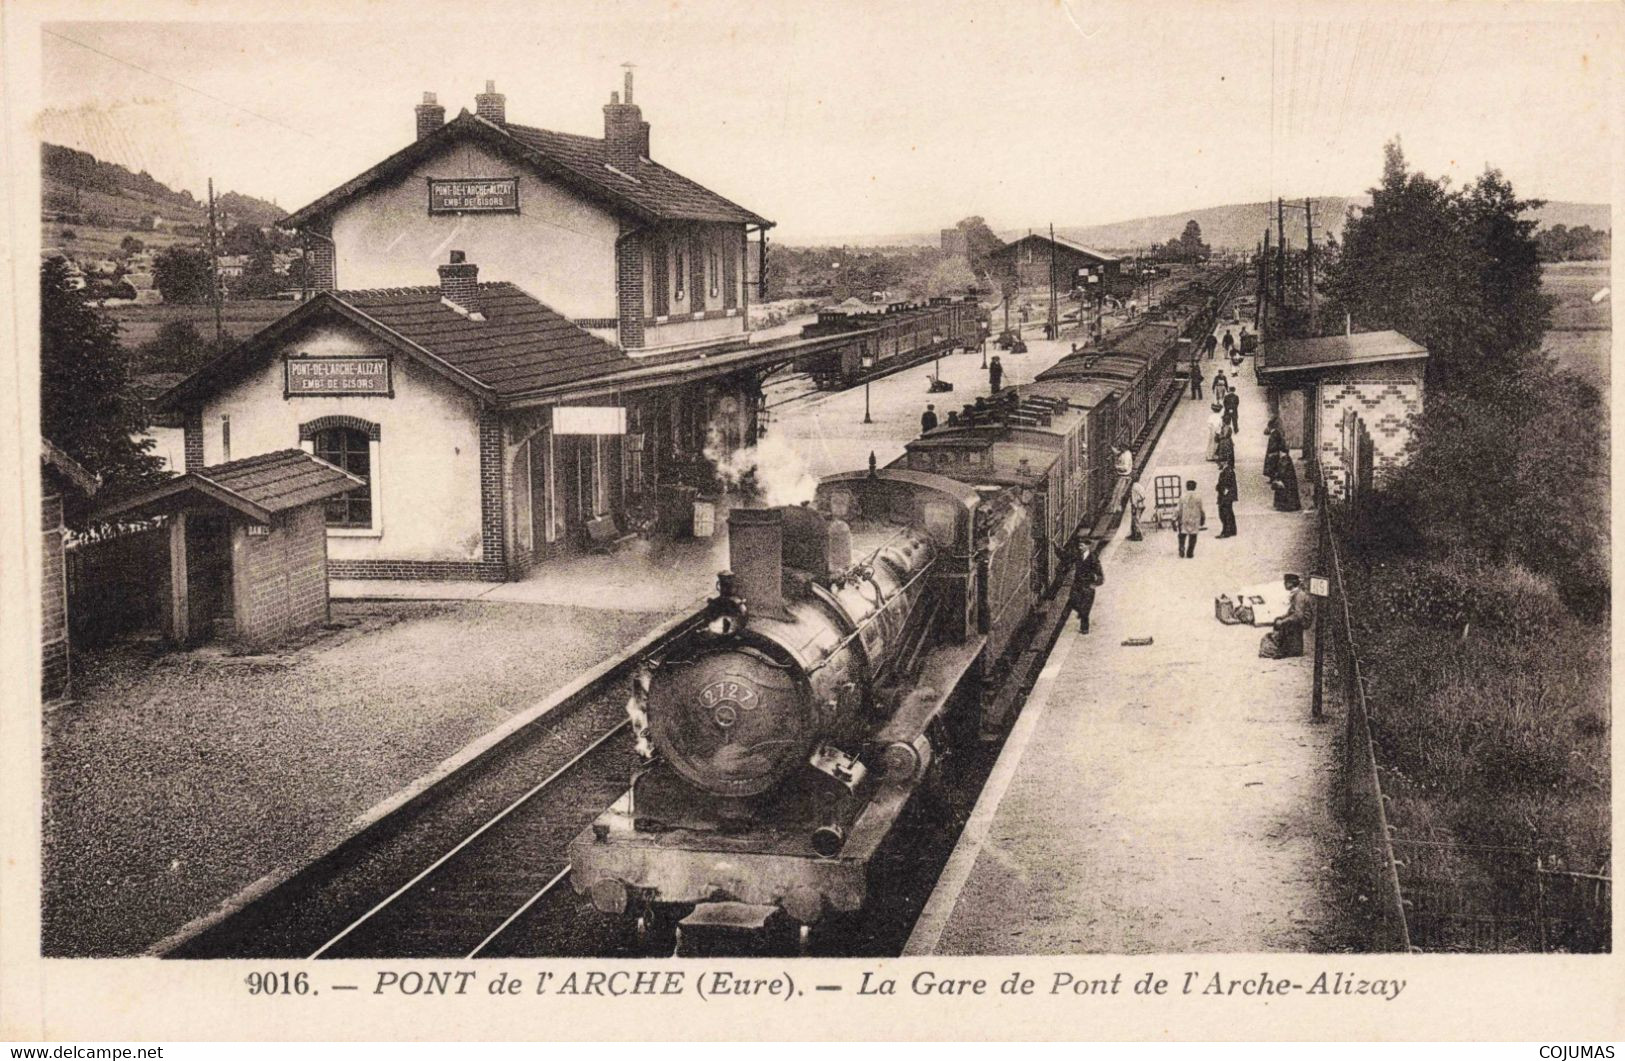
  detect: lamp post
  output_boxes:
[980,321,989,368]
[1088,272,1102,341]
[931,332,944,383]
[861,352,875,424]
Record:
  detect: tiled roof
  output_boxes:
[993,234,1121,264]
[41,438,97,496]
[201,449,365,513]
[93,449,362,523]
[284,112,770,229]
[340,282,635,396]
[501,122,768,225]
[1258,330,1428,376]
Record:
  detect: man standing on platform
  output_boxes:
[921,404,938,433]
[989,356,1004,394]
[1066,538,1105,634]
[1190,356,1204,400]
[1223,387,1240,434]
[1216,460,1238,538]
[1176,479,1205,558]
[1113,445,1134,512]
[1127,476,1146,541]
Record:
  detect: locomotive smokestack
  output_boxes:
[727,507,791,621]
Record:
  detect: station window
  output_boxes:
[674,242,686,303]
[313,427,372,528]
[708,242,720,300]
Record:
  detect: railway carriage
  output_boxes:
[568,268,1243,947]
[795,297,986,390]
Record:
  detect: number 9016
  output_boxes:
[245,971,311,995]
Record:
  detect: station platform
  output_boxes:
[906,335,1344,955]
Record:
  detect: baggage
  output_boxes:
[1215,594,1253,625]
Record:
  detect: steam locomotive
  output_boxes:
[568,268,1243,942]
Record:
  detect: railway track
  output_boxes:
[159,612,704,959]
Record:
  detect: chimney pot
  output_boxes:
[438,251,482,316]
[603,71,646,167]
[475,80,506,124]
[415,90,446,141]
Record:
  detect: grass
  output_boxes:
[1341,548,1610,950]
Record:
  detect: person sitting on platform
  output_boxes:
[1271,451,1303,512]
[1260,573,1314,658]
[921,403,938,433]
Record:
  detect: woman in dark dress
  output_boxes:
[1271,452,1302,512]
[1263,417,1288,480]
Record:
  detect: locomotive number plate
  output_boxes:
[698,678,759,729]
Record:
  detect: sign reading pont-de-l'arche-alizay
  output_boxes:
[428,177,519,214]
[285,357,392,397]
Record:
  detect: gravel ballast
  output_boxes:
[42,599,675,956]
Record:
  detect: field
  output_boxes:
[106,300,299,348]
[1541,261,1611,393]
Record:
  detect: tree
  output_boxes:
[222,221,269,257]
[153,245,215,304]
[954,216,1005,281]
[40,258,164,521]
[134,319,224,375]
[1176,219,1210,261]
[119,235,146,256]
[228,245,282,299]
[1327,141,1603,616]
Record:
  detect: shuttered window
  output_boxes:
[723,233,739,309]
[651,236,669,316]
[690,231,706,309]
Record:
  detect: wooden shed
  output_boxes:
[91,450,363,648]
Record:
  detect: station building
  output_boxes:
[160,74,780,580]
[989,234,1123,293]
[1254,329,1429,500]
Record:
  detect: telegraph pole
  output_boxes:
[1275,197,1287,310]
[1304,197,1316,333]
[1047,223,1059,340]
[1259,228,1271,329]
[207,177,223,345]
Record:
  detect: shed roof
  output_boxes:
[991,233,1121,265]
[1257,329,1428,377]
[92,450,364,524]
[41,439,98,496]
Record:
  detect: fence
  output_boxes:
[1316,494,1411,951]
[1319,461,1611,953]
[65,522,169,646]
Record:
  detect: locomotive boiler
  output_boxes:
[570,472,992,930]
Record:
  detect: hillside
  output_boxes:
[42,143,286,232]
[784,198,1609,252]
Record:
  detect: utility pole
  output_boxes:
[1047,223,1059,340]
[1275,197,1287,310]
[207,177,223,345]
[1304,197,1316,333]
[1259,228,1271,329]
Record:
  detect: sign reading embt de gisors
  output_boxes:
[285,357,392,397]
[428,177,519,214]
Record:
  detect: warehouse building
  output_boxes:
[160,74,782,580]
[989,234,1123,293]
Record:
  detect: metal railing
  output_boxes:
[1316,488,1412,952]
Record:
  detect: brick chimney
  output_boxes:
[603,68,647,169]
[438,250,483,317]
[415,91,445,140]
[475,80,506,124]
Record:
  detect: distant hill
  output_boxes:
[782,198,1610,253]
[42,143,286,229]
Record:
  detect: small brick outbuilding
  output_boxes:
[41,439,98,700]
[91,450,363,648]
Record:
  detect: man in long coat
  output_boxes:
[1176,479,1205,558]
[1222,387,1240,434]
[1216,460,1238,538]
[1260,574,1314,658]
[1066,539,1105,634]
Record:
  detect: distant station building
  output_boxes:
[989,234,1123,293]
[159,72,782,580]
[40,440,97,701]
[91,450,363,647]
[1254,329,1428,499]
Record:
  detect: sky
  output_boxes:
[28,0,1622,244]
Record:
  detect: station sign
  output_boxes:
[1309,575,1330,598]
[552,406,627,436]
[428,177,519,214]
[285,356,392,397]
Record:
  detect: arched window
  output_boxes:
[313,427,372,527]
